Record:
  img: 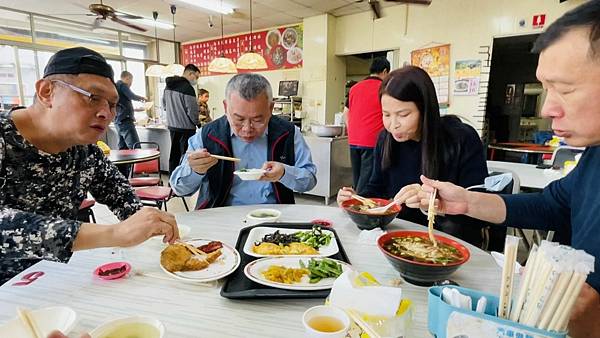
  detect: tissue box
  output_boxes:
[428,286,567,338]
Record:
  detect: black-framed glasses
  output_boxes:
[51,79,117,115]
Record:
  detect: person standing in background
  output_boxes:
[345,57,390,192]
[163,64,200,173]
[115,71,147,177]
[198,88,212,126]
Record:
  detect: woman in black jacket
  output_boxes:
[338,66,493,248]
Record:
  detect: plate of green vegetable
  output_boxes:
[244,257,352,291]
[243,225,339,258]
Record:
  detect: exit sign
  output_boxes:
[533,14,546,28]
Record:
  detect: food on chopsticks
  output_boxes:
[427,188,438,247]
[160,241,222,273]
[300,258,343,283]
[382,236,463,265]
[252,226,332,255]
[262,265,309,284]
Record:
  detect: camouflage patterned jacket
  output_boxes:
[0,111,142,285]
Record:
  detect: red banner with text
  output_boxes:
[182,24,303,76]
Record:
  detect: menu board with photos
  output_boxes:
[411,44,450,108]
[182,24,303,76]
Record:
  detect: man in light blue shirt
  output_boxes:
[170,73,317,208]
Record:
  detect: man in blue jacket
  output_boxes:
[115,71,146,151]
[170,73,316,209]
[417,2,600,337]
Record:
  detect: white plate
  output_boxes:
[234,168,265,180]
[243,226,339,258]
[286,47,303,64]
[281,27,298,49]
[0,306,77,338]
[149,224,190,243]
[244,257,352,291]
[159,238,241,283]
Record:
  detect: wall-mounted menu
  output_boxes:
[182,24,304,76]
[411,44,450,108]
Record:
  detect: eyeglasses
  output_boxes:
[230,116,267,130]
[50,79,117,115]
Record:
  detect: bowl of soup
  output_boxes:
[89,316,164,338]
[246,208,281,225]
[377,230,470,286]
[340,198,401,230]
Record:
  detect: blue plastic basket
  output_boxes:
[427,286,567,338]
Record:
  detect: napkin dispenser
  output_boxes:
[428,286,567,338]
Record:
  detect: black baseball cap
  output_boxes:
[43,47,114,81]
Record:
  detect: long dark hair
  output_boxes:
[379,66,442,179]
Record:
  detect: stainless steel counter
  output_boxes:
[302,134,352,204]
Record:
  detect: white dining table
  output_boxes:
[0,205,503,337]
[487,160,563,190]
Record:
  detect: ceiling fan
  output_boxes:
[53,0,148,32]
[332,0,432,19]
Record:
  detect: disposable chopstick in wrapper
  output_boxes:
[498,235,519,318]
[509,244,538,322]
[537,269,573,330]
[547,251,595,332]
[16,307,42,338]
[521,243,565,327]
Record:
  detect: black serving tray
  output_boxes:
[220,222,351,299]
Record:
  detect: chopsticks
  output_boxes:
[350,194,378,208]
[346,309,381,338]
[209,154,241,162]
[175,240,206,257]
[498,236,519,319]
[427,188,438,247]
[17,307,42,338]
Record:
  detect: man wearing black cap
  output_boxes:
[0,47,179,285]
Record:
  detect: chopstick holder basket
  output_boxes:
[427,286,567,338]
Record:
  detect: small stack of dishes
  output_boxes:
[243,225,352,291]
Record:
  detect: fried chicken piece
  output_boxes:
[161,244,223,273]
[161,244,191,272]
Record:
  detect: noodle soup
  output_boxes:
[383,236,463,265]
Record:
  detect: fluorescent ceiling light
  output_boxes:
[178,0,235,15]
[136,18,175,30]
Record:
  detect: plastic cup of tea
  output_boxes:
[302,305,350,338]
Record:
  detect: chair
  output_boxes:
[135,186,189,212]
[78,198,97,223]
[466,167,519,252]
[550,146,585,169]
[128,141,162,187]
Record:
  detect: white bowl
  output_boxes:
[246,208,281,225]
[302,305,350,338]
[0,306,77,338]
[89,316,164,338]
[234,168,266,180]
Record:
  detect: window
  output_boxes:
[18,49,36,106]
[126,60,147,110]
[0,10,32,43]
[36,51,54,79]
[107,59,123,83]
[33,17,120,56]
[122,33,157,61]
[0,45,20,109]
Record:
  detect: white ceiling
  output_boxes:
[0,0,405,42]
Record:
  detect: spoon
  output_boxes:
[365,200,398,214]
